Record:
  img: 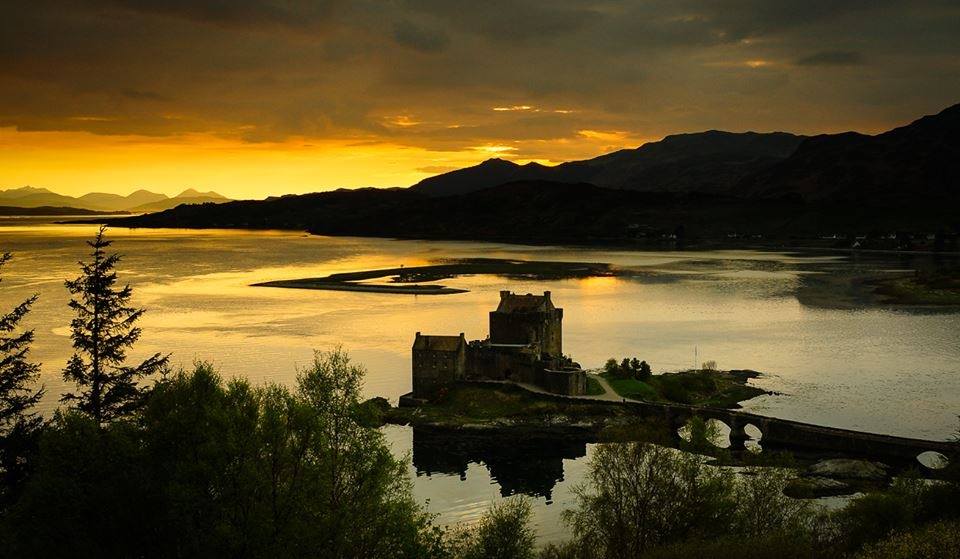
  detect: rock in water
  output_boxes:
[784,477,853,498]
[807,458,889,480]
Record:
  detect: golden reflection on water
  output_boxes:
[1,222,958,441]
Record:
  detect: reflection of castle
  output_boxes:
[412,425,588,500]
[404,291,586,402]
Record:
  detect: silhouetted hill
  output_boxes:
[0,206,130,216]
[741,103,960,203]
[411,131,805,197]
[101,178,956,248]
[99,103,960,248]
[410,159,558,196]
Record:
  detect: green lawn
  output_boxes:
[600,369,766,406]
[601,374,658,400]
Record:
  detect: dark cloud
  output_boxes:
[796,51,865,66]
[99,0,340,29]
[1,0,958,153]
[122,89,172,101]
[392,20,449,53]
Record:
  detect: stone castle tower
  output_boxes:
[489,290,563,357]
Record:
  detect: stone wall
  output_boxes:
[538,368,587,396]
[489,308,563,356]
[412,342,466,398]
[466,344,539,384]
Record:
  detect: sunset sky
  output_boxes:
[3,1,959,199]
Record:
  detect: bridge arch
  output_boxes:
[677,416,731,449]
[917,451,950,471]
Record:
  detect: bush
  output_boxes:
[562,442,736,558]
[658,376,691,403]
[834,476,927,551]
[731,468,817,537]
[642,532,832,559]
[447,497,536,559]
[603,359,619,377]
[856,520,960,559]
[602,357,652,381]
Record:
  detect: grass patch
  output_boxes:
[603,375,658,400]
[601,369,768,407]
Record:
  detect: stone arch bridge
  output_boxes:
[472,380,957,466]
[648,401,956,464]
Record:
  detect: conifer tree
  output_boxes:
[61,226,167,424]
[0,253,44,435]
[0,252,44,502]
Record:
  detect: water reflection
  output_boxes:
[1,222,958,438]
[412,426,588,501]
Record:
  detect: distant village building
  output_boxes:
[404,291,586,404]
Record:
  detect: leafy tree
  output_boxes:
[447,497,537,559]
[61,226,167,424]
[602,358,619,377]
[0,253,45,504]
[637,360,652,381]
[563,442,736,558]
[731,468,815,537]
[8,351,444,558]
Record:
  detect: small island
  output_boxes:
[252,258,616,295]
[869,268,960,306]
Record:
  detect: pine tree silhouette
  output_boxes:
[61,226,168,423]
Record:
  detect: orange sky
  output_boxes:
[0,127,655,199]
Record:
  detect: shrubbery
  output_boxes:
[602,357,651,381]
[3,352,444,559]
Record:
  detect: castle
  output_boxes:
[402,291,587,404]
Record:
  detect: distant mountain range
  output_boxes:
[0,187,230,213]
[412,103,959,204]
[96,102,960,248]
[411,130,806,197]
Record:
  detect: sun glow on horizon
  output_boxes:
[0,127,651,199]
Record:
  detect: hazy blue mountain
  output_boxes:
[0,187,80,208]
[128,190,230,212]
[0,186,230,211]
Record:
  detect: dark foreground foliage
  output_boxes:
[1,350,443,559]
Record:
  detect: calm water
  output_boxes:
[2,220,958,541]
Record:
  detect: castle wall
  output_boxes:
[466,344,539,384]
[489,308,563,357]
[412,345,466,398]
[540,369,587,396]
